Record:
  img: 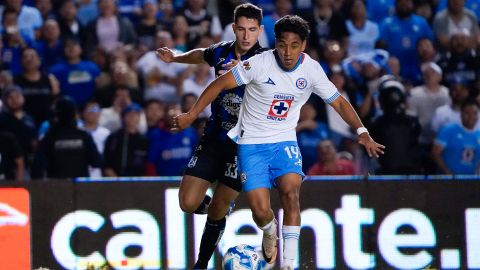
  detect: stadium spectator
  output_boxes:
[1,8,31,76]
[31,96,102,179]
[171,15,190,52]
[366,0,395,24]
[48,38,100,108]
[136,30,189,102]
[437,30,480,97]
[407,62,450,147]
[103,102,149,176]
[432,100,480,174]
[325,67,356,148]
[35,0,55,21]
[34,19,64,71]
[433,0,479,51]
[0,131,24,181]
[297,102,330,172]
[0,85,37,166]
[416,38,438,66]
[320,40,346,76]
[157,0,176,31]
[99,87,147,133]
[84,0,137,57]
[262,0,293,48]
[345,0,379,56]
[116,0,142,20]
[0,0,43,41]
[81,99,110,177]
[182,0,222,44]
[414,0,434,23]
[370,80,422,174]
[378,0,433,85]
[307,139,355,175]
[146,103,198,176]
[76,0,99,26]
[431,78,479,132]
[144,98,165,133]
[95,60,140,107]
[135,0,160,52]
[14,47,59,128]
[304,0,349,53]
[57,0,86,44]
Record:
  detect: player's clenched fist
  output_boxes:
[156,47,175,63]
[170,112,195,132]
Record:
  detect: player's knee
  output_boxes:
[281,190,300,208]
[251,205,272,221]
[178,196,198,214]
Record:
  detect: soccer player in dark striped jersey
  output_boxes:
[156,3,266,269]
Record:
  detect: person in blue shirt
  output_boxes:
[366,0,395,24]
[296,102,330,171]
[433,100,480,174]
[33,19,64,71]
[155,4,266,269]
[49,38,100,108]
[146,103,198,176]
[378,0,433,86]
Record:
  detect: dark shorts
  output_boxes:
[184,137,242,192]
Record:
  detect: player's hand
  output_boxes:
[357,133,385,158]
[156,47,175,63]
[171,112,195,132]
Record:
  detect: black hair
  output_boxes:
[461,99,479,111]
[274,15,310,41]
[233,3,263,25]
[1,8,18,25]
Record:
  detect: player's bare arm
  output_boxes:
[156,47,206,64]
[329,96,386,158]
[171,71,238,131]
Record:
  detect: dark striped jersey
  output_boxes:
[202,41,265,141]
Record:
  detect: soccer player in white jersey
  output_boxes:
[172,15,385,270]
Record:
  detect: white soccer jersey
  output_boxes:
[228,50,340,144]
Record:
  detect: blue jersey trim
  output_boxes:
[231,67,244,86]
[325,91,341,104]
[273,50,304,72]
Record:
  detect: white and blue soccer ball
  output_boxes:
[222,244,270,270]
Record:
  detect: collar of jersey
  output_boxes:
[274,50,304,72]
[231,41,262,59]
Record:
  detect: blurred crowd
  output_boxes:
[0,0,479,181]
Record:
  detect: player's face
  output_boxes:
[275,32,306,70]
[233,16,262,54]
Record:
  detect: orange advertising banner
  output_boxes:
[0,188,31,270]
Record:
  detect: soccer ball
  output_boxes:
[222,244,263,270]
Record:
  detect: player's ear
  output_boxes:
[259,25,264,33]
[301,40,307,51]
[231,23,236,33]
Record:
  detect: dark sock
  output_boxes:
[193,195,212,215]
[193,217,226,269]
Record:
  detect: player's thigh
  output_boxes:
[178,175,211,212]
[208,182,240,219]
[238,144,273,191]
[271,141,305,189]
[276,173,302,204]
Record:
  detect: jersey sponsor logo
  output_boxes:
[264,78,276,85]
[243,61,251,70]
[296,78,307,89]
[221,93,242,116]
[267,96,293,121]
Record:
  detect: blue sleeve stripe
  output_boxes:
[324,91,341,104]
[231,67,244,86]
